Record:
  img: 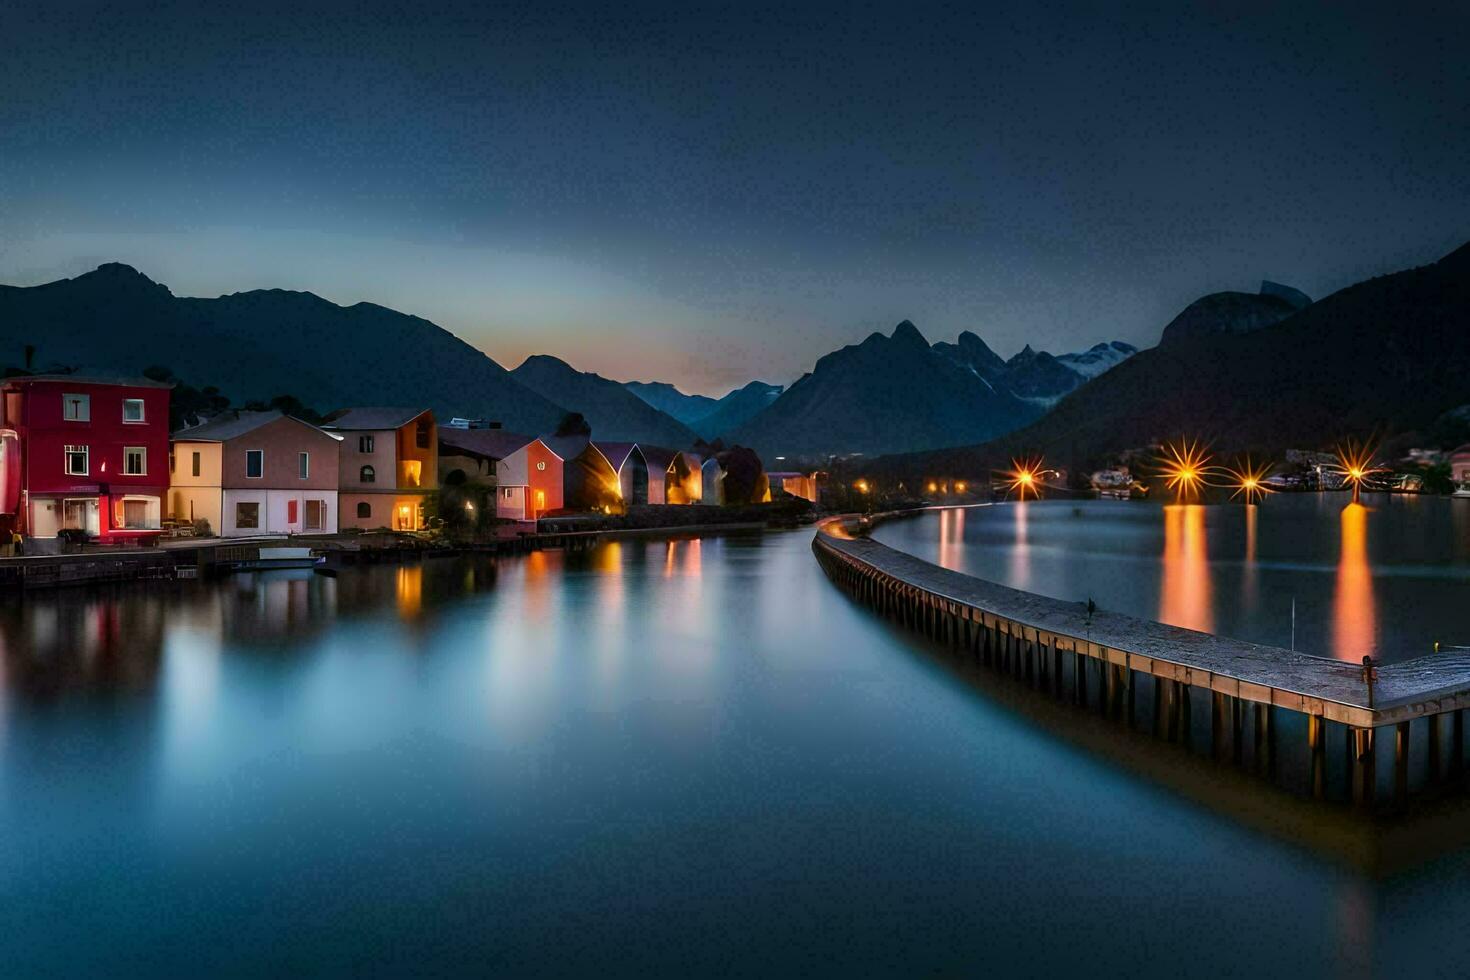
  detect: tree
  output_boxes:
[555,412,591,437]
[719,446,767,505]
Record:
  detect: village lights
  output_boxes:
[1224,456,1274,505]
[1333,441,1386,503]
[854,480,869,494]
[1157,439,1215,501]
[1005,457,1046,500]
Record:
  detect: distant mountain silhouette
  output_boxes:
[1157,283,1308,347]
[513,355,698,446]
[863,243,1470,480]
[692,381,784,439]
[623,378,784,439]
[0,264,569,433]
[936,339,1138,406]
[623,381,718,426]
[727,320,1043,458]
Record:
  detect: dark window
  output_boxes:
[192,451,201,477]
[236,502,260,529]
[246,450,263,479]
[356,502,371,519]
[299,452,309,479]
[416,419,431,449]
[360,464,375,483]
[359,435,374,453]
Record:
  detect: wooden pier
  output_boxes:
[814,512,1470,809]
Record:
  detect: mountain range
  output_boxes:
[0,263,569,435]
[863,242,1470,482]
[510,356,699,446]
[623,379,784,438]
[723,322,1136,458]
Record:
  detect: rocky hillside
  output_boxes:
[513,355,698,446]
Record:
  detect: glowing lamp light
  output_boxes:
[1224,456,1273,504]
[1004,457,1045,500]
[854,480,869,494]
[1157,439,1214,501]
[927,481,938,493]
[955,481,967,493]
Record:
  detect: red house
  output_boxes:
[0,375,172,543]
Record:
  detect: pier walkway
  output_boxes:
[815,511,1470,807]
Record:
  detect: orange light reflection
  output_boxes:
[1159,505,1213,632]
[1332,503,1377,663]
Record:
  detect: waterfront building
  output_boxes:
[168,410,343,536]
[0,375,171,543]
[323,408,438,531]
[543,435,623,512]
[674,452,705,503]
[438,428,563,522]
[593,441,650,506]
[766,470,820,503]
[701,455,726,505]
[1451,443,1470,487]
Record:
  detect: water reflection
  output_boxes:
[1334,502,1377,663]
[396,565,424,619]
[1241,504,1260,618]
[1006,504,1029,591]
[1159,504,1213,632]
[938,507,967,571]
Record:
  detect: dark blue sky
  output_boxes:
[2,1,1466,395]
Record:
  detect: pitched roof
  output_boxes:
[172,410,341,443]
[1450,443,1470,458]
[3,373,172,389]
[592,441,638,471]
[439,428,547,461]
[322,407,429,431]
[638,444,680,470]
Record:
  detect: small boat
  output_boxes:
[237,547,323,570]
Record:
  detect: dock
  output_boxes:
[814,512,1470,809]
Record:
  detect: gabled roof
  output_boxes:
[1450,443,1470,458]
[592,441,638,471]
[172,410,341,443]
[322,407,430,431]
[639,445,680,471]
[3,373,172,389]
[440,428,555,461]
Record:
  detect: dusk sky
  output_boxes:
[2,1,1466,396]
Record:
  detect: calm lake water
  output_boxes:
[3,529,1470,975]
[874,494,1470,665]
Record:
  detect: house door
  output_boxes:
[63,499,100,534]
[533,489,545,519]
[304,499,325,531]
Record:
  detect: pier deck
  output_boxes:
[815,511,1470,806]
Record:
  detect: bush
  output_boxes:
[192,518,213,537]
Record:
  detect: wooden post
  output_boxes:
[1178,682,1192,748]
[1453,709,1465,782]
[1212,692,1227,760]
[1429,713,1443,783]
[1256,702,1274,775]
[1308,714,1326,799]
[1395,721,1411,805]
[1123,666,1134,727]
[1153,676,1166,738]
[1231,697,1244,765]
[1075,644,1087,707]
[1349,726,1375,807]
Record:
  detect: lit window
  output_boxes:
[359,435,374,453]
[123,446,146,475]
[246,450,263,479]
[299,452,309,480]
[360,464,375,483]
[122,398,145,422]
[63,393,90,421]
[235,502,260,529]
[120,499,149,528]
[64,444,89,475]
